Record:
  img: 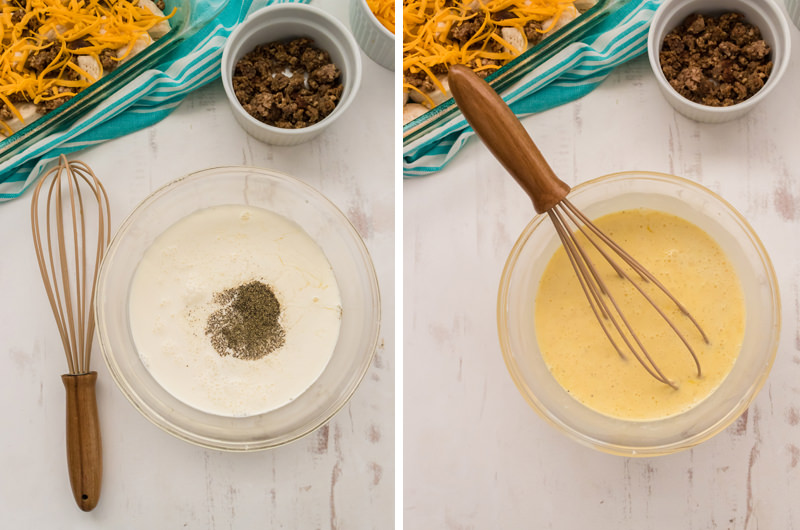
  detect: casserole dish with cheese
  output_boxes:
[0,0,227,164]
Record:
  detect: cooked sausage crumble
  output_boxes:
[232,38,344,129]
[659,13,772,107]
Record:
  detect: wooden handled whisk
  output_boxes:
[447,65,709,388]
[30,155,110,511]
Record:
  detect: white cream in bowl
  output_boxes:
[128,204,342,417]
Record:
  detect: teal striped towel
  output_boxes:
[0,0,309,202]
[403,0,660,177]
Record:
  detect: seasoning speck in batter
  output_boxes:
[206,281,285,360]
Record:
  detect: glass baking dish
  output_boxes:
[402,0,626,146]
[0,0,229,165]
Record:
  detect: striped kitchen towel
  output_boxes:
[403,0,661,177]
[0,0,310,202]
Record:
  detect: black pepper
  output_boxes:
[205,281,285,360]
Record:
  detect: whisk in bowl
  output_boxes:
[31,155,110,511]
[447,65,708,388]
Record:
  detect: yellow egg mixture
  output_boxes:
[535,208,745,420]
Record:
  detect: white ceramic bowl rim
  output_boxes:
[220,3,363,137]
[356,0,394,39]
[647,0,791,115]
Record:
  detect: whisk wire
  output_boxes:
[445,64,709,389]
[31,156,110,376]
[32,183,74,373]
[82,161,111,373]
[565,199,709,345]
[551,206,677,387]
[69,166,90,374]
[557,202,687,384]
[60,174,81,371]
[562,201,706,377]
[552,199,709,386]
[551,209,612,314]
[548,210,628,359]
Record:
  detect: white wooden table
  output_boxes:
[404,16,800,529]
[0,4,394,528]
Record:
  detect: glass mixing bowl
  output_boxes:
[497,171,780,456]
[95,167,381,451]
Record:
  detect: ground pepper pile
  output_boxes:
[205,281,285,361]
[659,13,772,107]
[232,38,343,129]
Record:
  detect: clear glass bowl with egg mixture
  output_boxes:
[95,167,381,451]
[498,171,780,456]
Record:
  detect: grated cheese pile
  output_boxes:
[403,0,576,106]
[0,0,174,136]
[367,0,395,34]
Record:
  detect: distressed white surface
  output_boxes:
[0,4,394,528]
[404,23,800,530]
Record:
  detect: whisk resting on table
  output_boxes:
[447,65,709,388]
[31,155,110,511]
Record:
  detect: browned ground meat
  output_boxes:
[299,45,330,72]
[403,71,435,92]
[466,58,501,78]
[524,20,544,46]
[25,13,42,34]
[26,46,60,73]
[450,13,485,45]
[99,49,117,72]
[232,38,343,129]
[311,63,338,84]
[37,87,73,113]
[67,38,91,50]
[0,103,13,121]
[659,12,772,107]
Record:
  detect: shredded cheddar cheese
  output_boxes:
[367,0,395,34]
[403,0,576,107]
[0,0,174,135]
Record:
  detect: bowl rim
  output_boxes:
[220,3,363,137]
[354,0,395,40]
[497,170,781,456]
[95,165,382,451]
[646,0,792,116]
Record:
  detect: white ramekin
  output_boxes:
[348,0,395,70]
[786,0,800,31]
[647,0,791,123]
[221,4,362,146]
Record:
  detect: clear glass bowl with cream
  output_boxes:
[498,171,780,456]
[95,166,380,450]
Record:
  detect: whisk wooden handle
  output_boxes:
[448,64,570,213]
[62,372,102,512]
